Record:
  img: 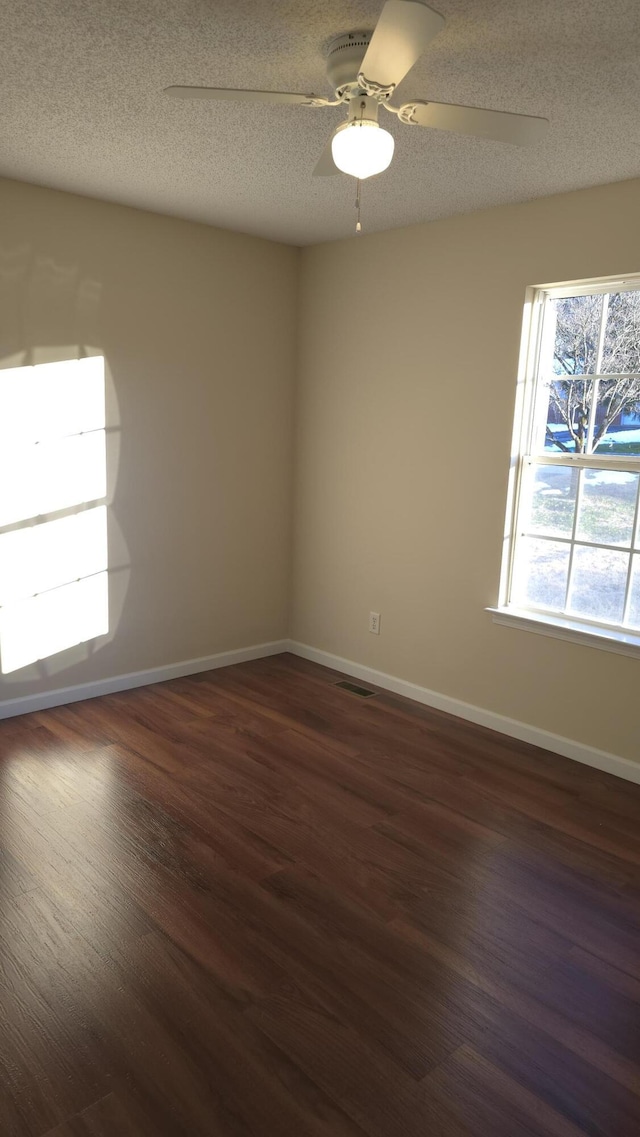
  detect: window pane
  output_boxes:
[576,470,638,547]
[0,572,109,674]
[512,538,570,611]
[527,465,577,538]
[0,507,108,605]
[550,295,602,376]
[568,546,629,623]
[628,557,640,628]
[0,431,106,526]
[602,291,640,374]
[538,378,595,454]
[591,377,640,455]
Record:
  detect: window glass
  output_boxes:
[512,538,570,611]
[576,470,638,547]
[550,295,602,376]
[539,378,595,454]
[593,378,640,455]
[602,291,640,374]
[568,546,629,624]
[527,464,577,538]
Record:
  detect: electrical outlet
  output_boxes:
[369,611,380,635]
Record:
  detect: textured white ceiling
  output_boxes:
[2,0,640,245]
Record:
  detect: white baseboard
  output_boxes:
[0,640,289,721]
[287,640,640,786]
[3,634,637,786]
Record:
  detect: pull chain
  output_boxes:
[355,100,366,234]
[355,178,362,234]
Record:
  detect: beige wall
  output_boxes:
[2,172,638,763]
[0,178,298,701]
[292,179,640,764]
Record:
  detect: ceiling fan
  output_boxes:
[164,0,548,183]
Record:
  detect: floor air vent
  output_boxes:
[335,680,375,698]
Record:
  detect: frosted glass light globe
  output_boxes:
[331,120,395,179]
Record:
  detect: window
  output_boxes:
[494,277,640,655]
[0,356,109,674]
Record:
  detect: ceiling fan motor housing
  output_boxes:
[326,31,372,97]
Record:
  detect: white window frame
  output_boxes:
[489,273,640,659]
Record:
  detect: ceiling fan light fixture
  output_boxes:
[331,119,394,179]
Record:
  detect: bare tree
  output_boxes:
[546,292,640,453]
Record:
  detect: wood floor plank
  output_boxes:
[460,992,640,1136]
[104,930,369,1137]
[0,652,638,1136]
[0,889,115,1136]
[390,916,640,1097]
[247,981,467,1137]
[422,1044,588,1137]
[41,1093,145,1137]
[102,741,294,882]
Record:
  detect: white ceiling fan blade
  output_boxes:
[164,86,330,106]
[313,133,340,176]
[400,100,549,145]
[359,2,445,92]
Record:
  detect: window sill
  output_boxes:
[487,606,640,661]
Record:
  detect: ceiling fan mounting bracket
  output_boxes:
[325,31,373,98]
[357,75,396,102]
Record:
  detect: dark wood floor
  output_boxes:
[1,653,639,1136]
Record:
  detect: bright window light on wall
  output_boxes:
[0,356,109,674]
